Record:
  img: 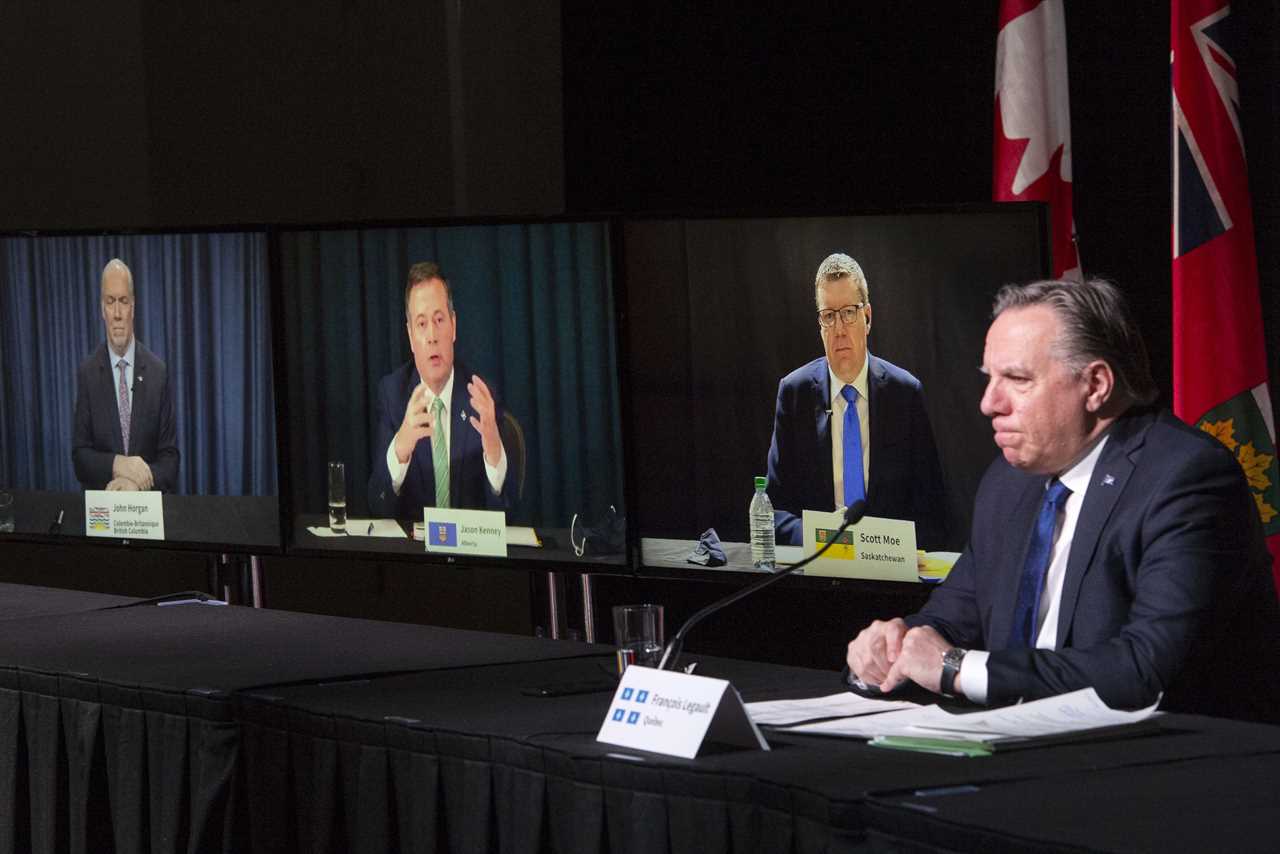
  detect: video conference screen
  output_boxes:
[277,219,628,568]
[0,230,279,549]
[622,207,1048,569]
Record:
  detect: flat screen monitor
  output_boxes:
[0,229,279,551]
[276,219,628,570]
[622,205,1048,575]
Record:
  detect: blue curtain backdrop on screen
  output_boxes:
[280,221,624,528]
[0,232,277,496]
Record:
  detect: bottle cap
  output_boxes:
[754,476,768,490]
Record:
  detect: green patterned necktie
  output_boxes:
[431,395,450,508]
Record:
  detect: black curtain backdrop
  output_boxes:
[624,208,1046,547]
[279,221,624,528]
[0,232,277,496]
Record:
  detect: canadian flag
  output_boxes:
[993,0,1079,279]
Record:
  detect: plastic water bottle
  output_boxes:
[749,476,776,570]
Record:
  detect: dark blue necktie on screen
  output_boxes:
[840,385,866,508]
[1008,478,1072,649]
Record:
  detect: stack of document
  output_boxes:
[745,687,1161,757]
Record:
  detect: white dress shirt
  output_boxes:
[384,368,507,497]
[959,433,1111,703]
[829,357,871,510]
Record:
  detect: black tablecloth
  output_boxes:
[232,654,1280,854]
[3,584,1280,854]
[0,603,600,854]
[865,751,1280,853]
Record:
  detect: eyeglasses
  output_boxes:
[817,304,866,328]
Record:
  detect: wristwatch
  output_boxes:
[940,646,967,697]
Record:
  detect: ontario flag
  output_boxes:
[994,0,1079,279]
[1172,1,1280,590]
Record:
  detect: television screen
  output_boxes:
[0,230,279,550]
[276,219,628,569]
[622,206,1048,573]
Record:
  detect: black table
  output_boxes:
[0,602,599,854]
[233,655,1280,854]
[0,581,136,619]
[2,490,280,551]
[865,751,1280,853]
[3,584,1280,854]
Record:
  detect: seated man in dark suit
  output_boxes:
[72,259,179,492]
[368,262,511,519]
[766,253,947,547]
[846,278,1280,722]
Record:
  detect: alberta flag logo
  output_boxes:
[431,521,458,546]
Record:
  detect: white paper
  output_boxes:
[788,704,960,738]
[507,526,541,547]
[788,687,1161,741]
[904,687,1161,739]
[744,692,920,726]
[307,519,406,538]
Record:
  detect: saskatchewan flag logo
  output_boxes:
[1196,393,1280,535]
[816,527,858,560]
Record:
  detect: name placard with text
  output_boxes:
[84,491,165,540]
[423,508,508,557]
[596,666,769,759]
[801,510,917,581]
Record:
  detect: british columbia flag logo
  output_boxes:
[88,506,111,532]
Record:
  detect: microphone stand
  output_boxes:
[656,500,868,672]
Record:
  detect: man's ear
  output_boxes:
[1082,359,1115,413]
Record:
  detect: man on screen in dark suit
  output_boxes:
[846,278,1280,722]
[766,253,947,547]
[368,262,510,519]
[72,259,179,492]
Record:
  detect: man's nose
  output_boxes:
[979,382,1001,416]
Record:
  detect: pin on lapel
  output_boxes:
[460,410,467,422]
[1102,474,1115,486]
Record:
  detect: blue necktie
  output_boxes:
[1008,478,1072,649]
[840,385,865,508]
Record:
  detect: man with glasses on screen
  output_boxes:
[766,253,946,547]
[368,262,510,518]
[72,258,179,492]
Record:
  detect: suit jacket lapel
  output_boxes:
[865,354,886,500]
[404,368,437,508]
[986,476,1047,647]
[814,360,834,502]
[100,344,126,454]
[131,348,147,443]
[1054,422,1142,645]
[451,382,470,507]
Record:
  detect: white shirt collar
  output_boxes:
[112,337,136,369]
[420,367,455,414]
[828,353,870,408]
[1056,430,1111,496]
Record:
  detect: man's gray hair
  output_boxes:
[814,253,869,306]
[100,258,135,299]
[993,278,1159,407]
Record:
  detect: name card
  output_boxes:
[84,491,165,540]
[596,666,769,759]
[423,508,507,557]
[801,509,917,582]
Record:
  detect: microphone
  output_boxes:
[656,499,868,671]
